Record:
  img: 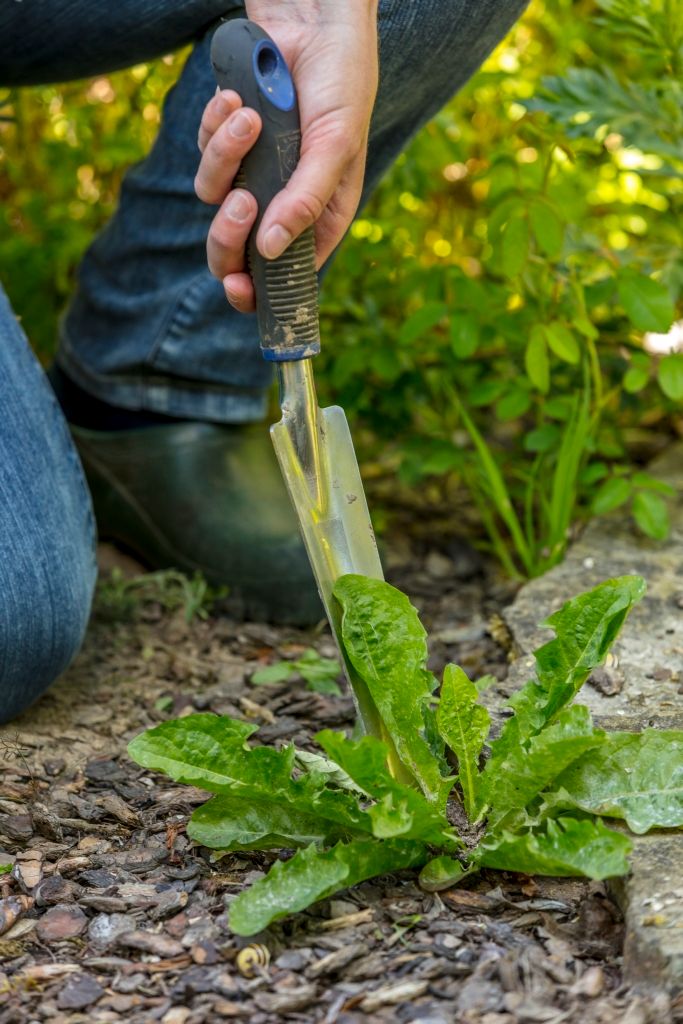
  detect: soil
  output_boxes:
[0,540,678,1024]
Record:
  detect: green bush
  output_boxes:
[319,0,682,572]
[1,0,680,576]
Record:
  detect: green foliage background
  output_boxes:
[1,0,681,574]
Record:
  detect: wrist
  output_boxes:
[245,0,378,24]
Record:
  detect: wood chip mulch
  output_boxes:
[0,541,678,1024]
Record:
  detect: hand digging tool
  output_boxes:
[211,19,404,776]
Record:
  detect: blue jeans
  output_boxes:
[0,0,527,720]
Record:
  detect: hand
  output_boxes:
[194,0,379,312]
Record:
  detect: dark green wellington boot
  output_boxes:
[72,422,323,625]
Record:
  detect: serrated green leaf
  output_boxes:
[591,477,633,515]
[554,730,683,833]
[479,817,631,879]
[488,577,646,765]
[546,323,580,365]
[316,731,457,847]
[529,201,564,259]
[525,326,550,393]
[501,215,530,277]
[419,856,474,892]
[435,665,490,819]
[657,353,683,402]
[617,272,675,333]
[188,794,343,851]
[483,705,604,828]
[450,312,480,358]
[128,714,373,835]
[632,490,669,540]
[228,839,428,935]
[534,576,646,721]
[333,576,451,808]
[293,749,364,794]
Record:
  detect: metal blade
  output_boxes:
[271,360,408,770]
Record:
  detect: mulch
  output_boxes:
[0,540,678,1024]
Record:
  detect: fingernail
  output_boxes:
[263,224,292,259]
[225,191,251,222]
[229,110,252,138]
[217,89,234,112]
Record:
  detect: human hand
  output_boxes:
[194,0,379,312]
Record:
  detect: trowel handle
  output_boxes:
[211,19,320,362]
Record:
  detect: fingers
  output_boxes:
[194,106,262,205]
[222,272,255,313]
[197,89,241,153]
[206,187,258,279]
[255,124,356,261]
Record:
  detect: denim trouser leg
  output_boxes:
[1,0,528,422]
[0,287,98,723]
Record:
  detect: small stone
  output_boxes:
[113,972,146,994]
[162,1008,192,1024]
[79,869,117,888]
[37,904,87,942]
[106,994,144,1013]
[0,895,32,936]
[85,758,125,783]
[588,665,624,696]
[191,941,219,965]
[88,913,137,951]
[116,929,185,957]
[35,874,81,907]
[621,999,648,1024]
[31,805,64,842]
[571,965,604,998]
[274,950,309,971]
[13,850,44,890]
[97,793,140,827]
[212,1000,242,1018]
[165,911,189,938]
[0,813,33,841]
[43,758,65,776]
[307,942,367,979]
[650,664,672,681]
[360,980,429,1013]
[56,973,104,1010]
[255,983,318,1014]
[425,551,454,580]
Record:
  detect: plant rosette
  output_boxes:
[128,573,683,936]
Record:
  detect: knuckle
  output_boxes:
[291,189,326,227]
[194,173,219,206]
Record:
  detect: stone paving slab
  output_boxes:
[500,442,683,994]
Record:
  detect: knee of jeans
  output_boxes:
[0,546,96,725]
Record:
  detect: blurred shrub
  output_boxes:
[1,1,681,575]
[319,0,682,572]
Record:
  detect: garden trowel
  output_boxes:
[211,20,401,764]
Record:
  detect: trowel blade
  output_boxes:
[270,402,384,616]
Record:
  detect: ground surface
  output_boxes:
[0,527,679,1024]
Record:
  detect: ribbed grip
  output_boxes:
[211,19,321,362]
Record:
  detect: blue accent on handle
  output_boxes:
[262,342,319,362]
[252,39,296,112]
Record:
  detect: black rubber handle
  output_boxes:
[211,18,320,362]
